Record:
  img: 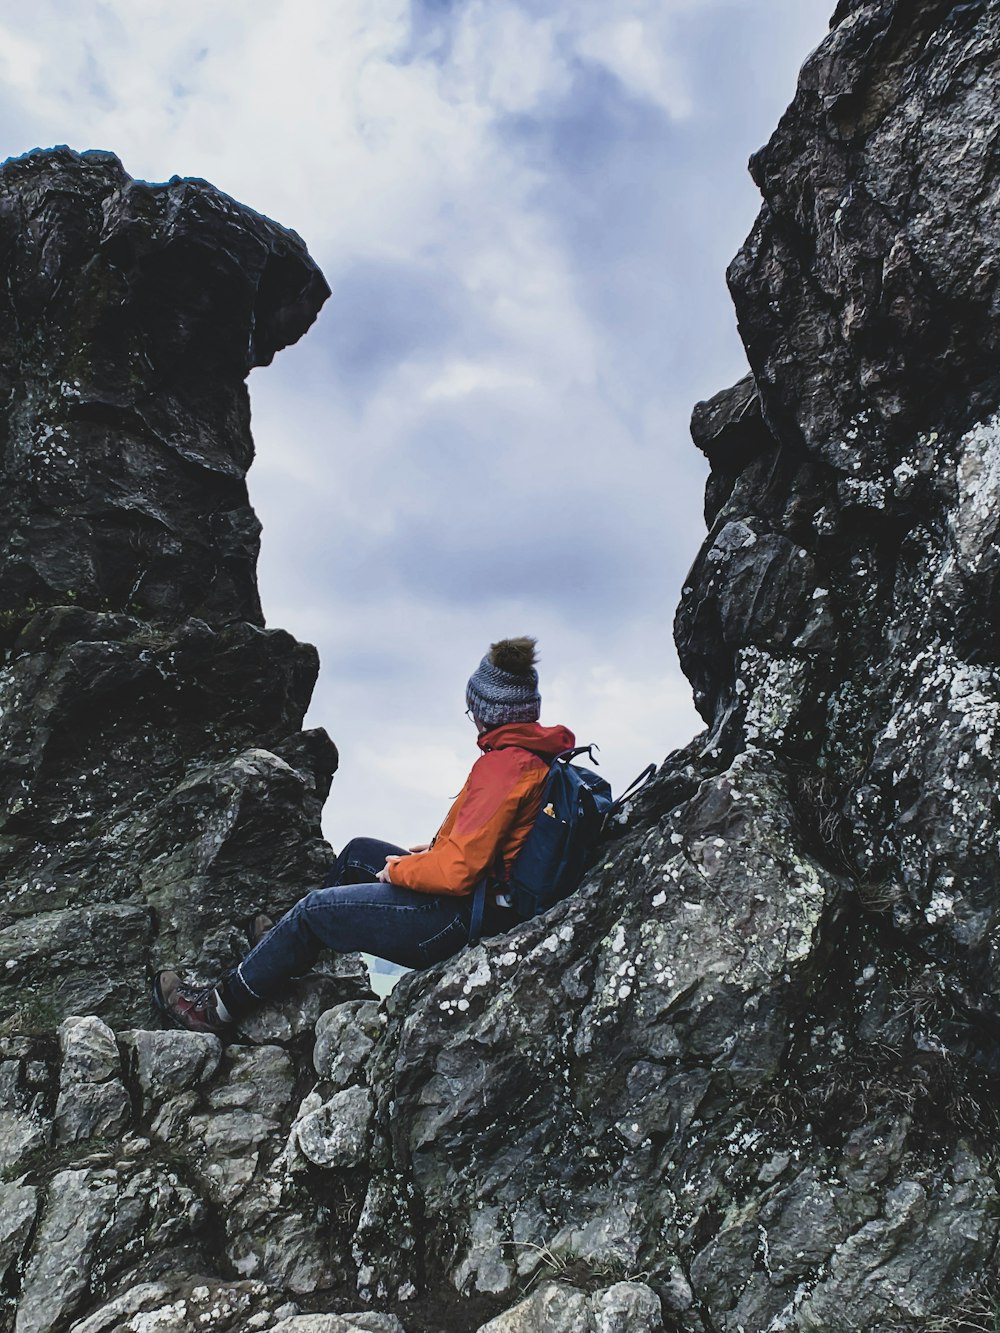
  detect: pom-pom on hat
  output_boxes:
[466,636,541,727]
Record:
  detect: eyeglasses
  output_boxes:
[465,707,474,720]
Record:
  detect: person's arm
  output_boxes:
[388,749,538,896]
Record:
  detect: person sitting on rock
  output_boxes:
[154,636,575,1035]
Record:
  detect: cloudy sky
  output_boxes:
[0,0,833,849]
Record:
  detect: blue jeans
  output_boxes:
[220,837,512,1016]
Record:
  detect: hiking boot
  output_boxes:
[153,970,232,1037]
[246,912,274,950]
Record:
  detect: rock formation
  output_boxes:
[0,148,373,1329]
[5,2,1000,1330]
[0,146,363,1034]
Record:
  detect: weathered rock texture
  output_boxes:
[0,146,364,1031]
[8,4,1000,1330]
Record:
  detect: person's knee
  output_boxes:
[297,888,327,917]
[271,890,322,941]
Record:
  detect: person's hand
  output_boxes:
[377,854,403,883]
[408,842,431,853]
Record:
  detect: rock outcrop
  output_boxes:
[0,146,362,1033]
[0,148,372,1328]
[6,3,1000,1330]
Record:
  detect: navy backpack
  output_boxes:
[470,746,656,941]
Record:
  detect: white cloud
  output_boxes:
[575,16,694,120]
[423,361,538,401]
[0,23,45,101]
[447,6,568,115]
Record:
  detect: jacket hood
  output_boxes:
[478,721,576,758]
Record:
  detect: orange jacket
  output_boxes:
[388,721,576,897]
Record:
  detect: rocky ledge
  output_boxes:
[7,3,1000,1330]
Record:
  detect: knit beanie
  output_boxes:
[466,637,541,727]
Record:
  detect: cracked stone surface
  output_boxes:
[8,6,1000,1331]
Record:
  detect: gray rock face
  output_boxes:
[0,1183,37,1288]
[271,1317,407,1333]
[54,1015,130,1142]
[0,147,359,1032]
[474,1281,663,1333]
[8,7,1000,1330]
[69,1277,272,1333]
[292,1084,374,1170]
[0,147,325,624]
[313,1000,384,1087]
[0,1018,361,1331]
[16,1168,118,1333]
[0,148,380,1332]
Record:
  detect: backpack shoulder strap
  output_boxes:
[469,876,489,946]
[605,762,657,818]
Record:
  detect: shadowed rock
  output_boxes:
[0,148,362,1030]
[0,146,327,625]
